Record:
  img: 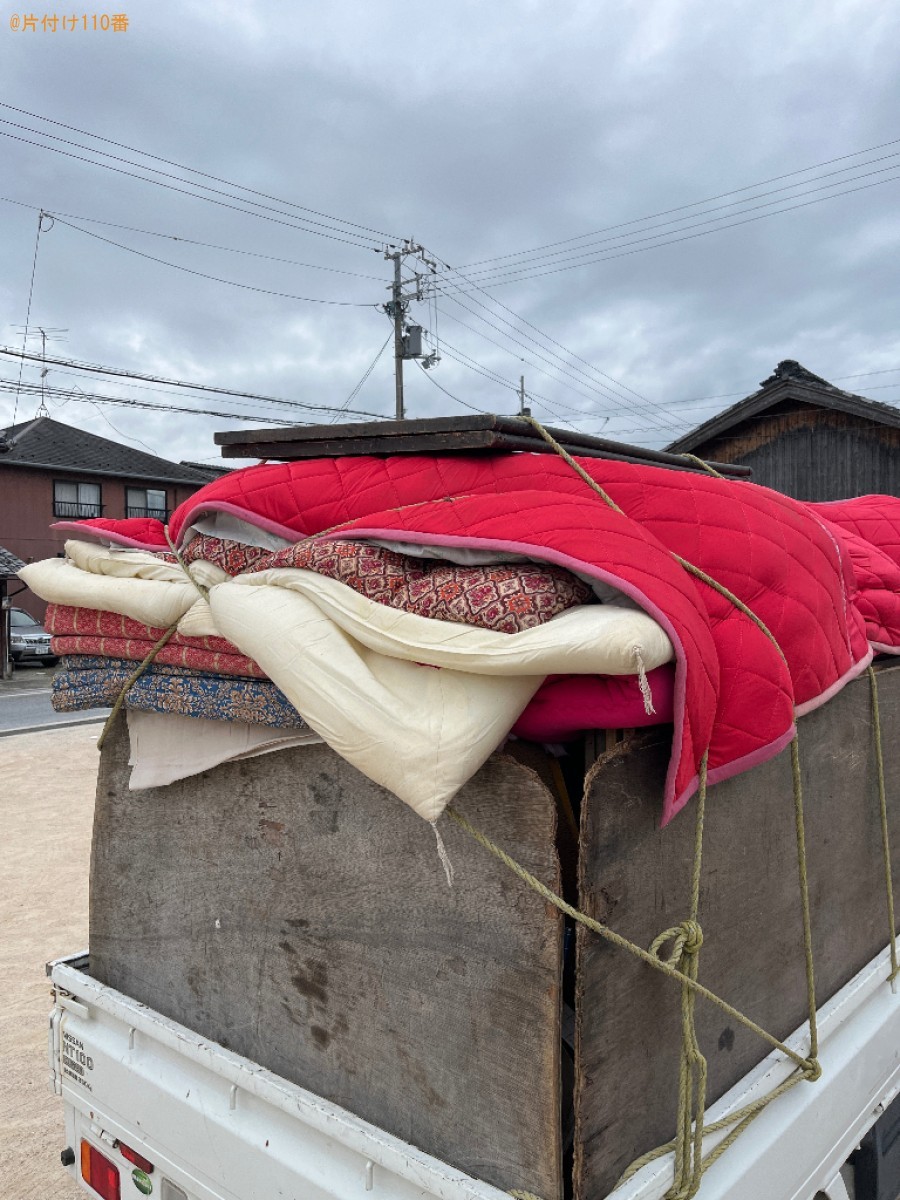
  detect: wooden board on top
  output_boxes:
[90,716,565,1200]
[574,663,900,1197]
[213,413,751,476]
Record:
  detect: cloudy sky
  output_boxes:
[1,0,899,465]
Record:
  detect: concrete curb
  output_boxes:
[0,715,107,738]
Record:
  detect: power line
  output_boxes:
[448,153,900,282]
[11,210,47,423]
[437,262,654,405]
[415,360,489,414]
[68,392,162,454]
[446,153,900,280]
[431,339,613,431]
[0,125,381,251]
[437,339,520,392]
[435,300,672,430]
[0,194,386,281]
[429,263,674,430]
[14,357,284,407]
[0,109,391,248]
[51,215,375,307]
[2,377,294,422]
[0,100,397,240]
[0,348,386,420]
[0,375,379,427]
[437,337,603,419]
[451,134,900,271]
[435,169,900,290]
[331,332,393,422]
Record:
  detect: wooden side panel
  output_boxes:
[90,719,563,1200]
[574,665,900,1197]
[693,402,900,500]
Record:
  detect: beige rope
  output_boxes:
[164,525,210,602]
[868,665,900,983]
[679,453,726,479]
[445,805,816,1074]
[467,417,826,1197]
[95,624,178,751]
[96,525,206,752]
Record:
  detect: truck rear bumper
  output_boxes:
[48,952,506,1200]
[48,945,900,1200]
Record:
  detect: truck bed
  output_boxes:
[49,947,900,1200]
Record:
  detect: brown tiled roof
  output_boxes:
[0,417,211,485]
[668,360,900,453]
[0,544,25,577]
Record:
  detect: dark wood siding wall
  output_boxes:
[690,401,900,501]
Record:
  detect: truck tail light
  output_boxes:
[80,1140,121,1200]
[118,1141,154,1173]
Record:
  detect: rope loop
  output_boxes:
[651,919,704,965]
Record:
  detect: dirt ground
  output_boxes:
[0,725,100,1198]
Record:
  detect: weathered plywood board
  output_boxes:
[90,718,563,1200]
[574,664,900,1197]
[213,413,748,475]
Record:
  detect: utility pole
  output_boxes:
[518,375,530,417]
[383,240,439,421]
[390,251,405,420]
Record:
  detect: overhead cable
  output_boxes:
[0,376,384,426]
[51,216,375,306]
[0,348,385,419]
[414,360,490,414]
[11,210,43,424]
[451,134,900,271]
[331,332,393,422]
[432,266,674,429]
[0,104,394,243]
[437,337,603,419]
[436,300,672,430]
[0,194,385,280]
[436,260,654,404]
[442,155,900,282]
[435,170,900,290]
[0,125,380,250]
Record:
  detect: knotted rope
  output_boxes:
[96,526,207,751]
[452,417,827,1197]
[868,665,899,985]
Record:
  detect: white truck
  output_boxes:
[42,620,900,1200]
[47,944,900,1200]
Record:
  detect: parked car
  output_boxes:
[8,606,57,665]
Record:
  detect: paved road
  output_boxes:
[0,724,95,1199]
[0,663,108,733]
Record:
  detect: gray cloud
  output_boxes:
[1,0,899,463]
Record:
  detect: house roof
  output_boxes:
[667,360,900,453]
[0,416,212,485]
[0,543,25,577]
[178,460,233,480]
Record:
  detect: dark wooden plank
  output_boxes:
[214,413,750,477]
[220,428,750,475]
[90,719,564,1200]
[219,428,506,459]
[214,414,503,445]
[574,664,900,1197]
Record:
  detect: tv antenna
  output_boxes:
[11,325,68,417]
